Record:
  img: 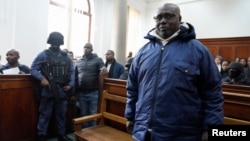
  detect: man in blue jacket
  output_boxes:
[0,49,30,74]
[104,49,124,79]
[125,3,224,141]
[30,32,75,141]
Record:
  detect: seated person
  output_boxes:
[0,49,30,74]
[222,62,250,85]
[244,56,250,80]
[239,58,247,68]
[214,55,223,72]
[220,60,230,79]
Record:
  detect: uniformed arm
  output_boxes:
[64,56,75,91]
[30,52,47,81]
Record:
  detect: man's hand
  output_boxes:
[100,67,108,74]
[19,71,25,74]
[126,121,134,134]
[41,78,49,87]
[63,85,72,91]
[201,131,208,141]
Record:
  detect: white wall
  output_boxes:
[0,0,249,66]
[144,0,250,39]
[0,0,49,66]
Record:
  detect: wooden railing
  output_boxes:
[199,36,250,61]
[0,75,76,141]
[0,75,38,141]
[222,84,250,124]
[0,74,249,140]
[99,78,250,127]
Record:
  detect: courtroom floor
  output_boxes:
[47,133,75,141]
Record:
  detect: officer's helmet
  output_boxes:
[47,32,64,46]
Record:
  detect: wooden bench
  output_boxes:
[222,84,250,125]
[73,90,133,141]
[72,78,250,141]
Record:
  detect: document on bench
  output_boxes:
[2,67,20,74]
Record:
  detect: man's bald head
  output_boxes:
[154,3,182,39]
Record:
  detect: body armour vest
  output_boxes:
[45,49,70,84]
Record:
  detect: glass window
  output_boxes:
[48,0,91,58]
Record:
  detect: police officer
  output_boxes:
[222,61,250,85]
[30,31,75,141]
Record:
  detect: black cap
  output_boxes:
[228,62,244,72]
[47,32,64,46]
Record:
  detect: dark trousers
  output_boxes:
[145,131,152,141]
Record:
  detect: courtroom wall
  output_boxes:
[0,0,249,67]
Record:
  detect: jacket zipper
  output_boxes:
[148,43,166,130]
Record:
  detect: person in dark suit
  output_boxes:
[104,49,124,79]
[0,49,30,74]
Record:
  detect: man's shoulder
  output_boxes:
[0,65,8,71]
[115,61,124,67]
[92,55,103,61]
[0,64,9,69]
[18,64,30,73]
[18,64,30,68]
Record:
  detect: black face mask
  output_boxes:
[228,70,240,78]
[49,46,60,52]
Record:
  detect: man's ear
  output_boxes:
[179,15,182,22]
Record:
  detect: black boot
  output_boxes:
[58,135,73,141]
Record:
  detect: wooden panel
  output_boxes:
[222,84,250,95]
[100,78,250,127]
[206,46,219,58]
[103,78,127,97]
[0,75,75,141]
[219,46,234,62]
[0,75,38,141]
[102,78,127,132]
[222,84,250,121]
[199,37,250,61]
[235,46,249,59]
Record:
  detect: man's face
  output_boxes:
[215,58,222,65]
[84,45,93,56]
[6,51,19,65]
[154,4,181,39]
[221,61,229,71]
[228,68,240,78]
[105,51,114,61]
[240,59,246,66]
[247,57,250,67]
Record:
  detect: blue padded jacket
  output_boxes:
[125,23,224,141]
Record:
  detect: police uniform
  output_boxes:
[30,32,75,141]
